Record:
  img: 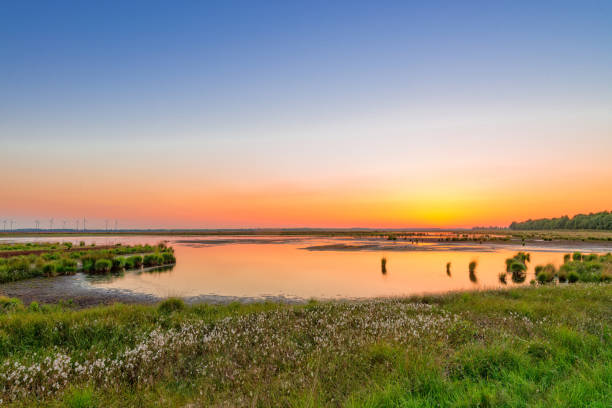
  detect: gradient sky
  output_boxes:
[1,1,611,229]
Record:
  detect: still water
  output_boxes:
[1,234,593,301]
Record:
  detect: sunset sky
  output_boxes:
[2,1,611,229]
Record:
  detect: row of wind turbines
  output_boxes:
[2,218,119,232]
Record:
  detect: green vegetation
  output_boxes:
[0,284,609,406]
[0,243,176,284]
[0,242,73,252]
[531,253,612,285]
[501,252,530,284]
[94,259,112,273]
[381,257,387,274]
[510,210,612,230]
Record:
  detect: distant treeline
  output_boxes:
[509,211,612,230]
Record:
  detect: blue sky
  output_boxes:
[1,1,611,228]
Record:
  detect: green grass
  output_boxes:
[0,243,176,283]
[0,284,610,407]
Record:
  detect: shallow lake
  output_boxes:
[3,234,610,303]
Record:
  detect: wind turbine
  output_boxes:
[76,219,80,231]
[105,219,108,232]
[35,219,40,230]
[114,220,118,231]
[2,220,6,232]
[83,217,86,231]
[10,220,14,231]
[49,218,54,230]
[62,220,66,230]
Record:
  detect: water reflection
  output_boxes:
[511,270,527,283]
[85,265,175,284]
[1,235,578,300]
[468,261,478,283]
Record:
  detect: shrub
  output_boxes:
[82,259,94,273]
[158,297,185,314]
[42,262,57,277]
[572,252,582,261]
[143,254,164,267]
[498,272,507,284]
[61,258,78,274]
[94,259,112,273]
[568,271,580,283]
[469,261,477,273]
[536,272,549,284]
[563,253,571,263]
[127,255,143,269]
[124,257,135,269]
[79,241,85,247]
[111,257,125,271]
[28,301,40,312]
[510,261,526,273]
[161,252,176,264]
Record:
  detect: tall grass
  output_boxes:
[0,243,176,282]
[0,284,610,406]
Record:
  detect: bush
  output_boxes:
[111,257,125,271]
[42,262,57,277]
[132,255,143,267]
[124,257,135,269]
[158,297,185,314]
[568,271,580,283]
[572,252,582,261]
[143,253,164,267]
[510,261,526,273]
[536,272,549,284]
[469,261,477,273]
[82,259,94,273]
[563,254,571,263]
[125,255,143,269]
[61,258,78,274]
[161,252,176,264]
[94,259,112,273]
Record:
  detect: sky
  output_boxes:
[1,1,611,229]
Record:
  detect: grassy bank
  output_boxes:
[0,284,610,407]
[0,243,176,284]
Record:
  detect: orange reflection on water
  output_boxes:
[92,240,565,300]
